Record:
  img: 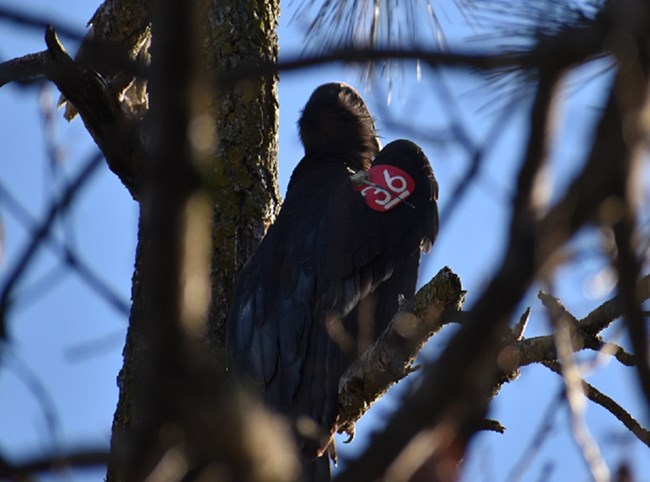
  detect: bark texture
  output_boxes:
[61,0,151,120]
[107,1,280,480]
[204,1,281,356]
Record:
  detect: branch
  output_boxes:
[337,267,465,436]
[605,0,650,407]
[581,275,650,334]
[584,338,636,367]
[509,275,650,368]
[42,27,144,198]
[543,362,650,448]
[0,449,109,480]
[0,27,145,197]
[549,291,609,482]
[222,12,609,87]
[0,152,104,339]
[496,279,650,449]
[59,0,151,120]
[0,50,51,87]
[334,5,650,469]
[0,5,83,41]
[337,270,648,446]
[611,190,650,403]
[0,180,130,316]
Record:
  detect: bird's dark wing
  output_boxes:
[320,138,438,360]
[228,158,345,407]
[356,250,421,345]
[227,140,438,463]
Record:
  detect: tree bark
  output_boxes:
[203,0,281,360]
[107,1,280,480]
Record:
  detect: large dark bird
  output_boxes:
[227,83,438,481]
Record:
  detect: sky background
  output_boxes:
[0,1,648,481]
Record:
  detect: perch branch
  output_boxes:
[337,267,465,436]
[335,3,650,469]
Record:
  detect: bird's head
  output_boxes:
[298,82,380,170]
[372,140,436,196]
[372,139,439,249]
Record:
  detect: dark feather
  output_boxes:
[227,84,438,482]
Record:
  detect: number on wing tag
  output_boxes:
[354,165,415,212]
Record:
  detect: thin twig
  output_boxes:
[4,350,61,448]
[336,65,566,482]
[0,5,83,41]
[543,362,650,448]
[0,448,109,479]
[0,180,130,316]
[505,391,563,482]
[549,294,610,482]
[0,152,104,339]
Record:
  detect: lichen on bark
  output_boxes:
[102,1,281,480]
[203,0,281,357]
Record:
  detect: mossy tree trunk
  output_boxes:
[203,0,281,357]
[107,1,281,480]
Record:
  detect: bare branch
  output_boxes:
[600,0,650,407]
[0,152,104,340]
[583,338,636,367]
[581,275,650,334]
[549,291,610,482]
[543,362,650,448]
[505,392,563,482]
[0,5,83,41]
[510,275,650,368]
[610,157,650,407]
[0,50,51,87]
[0,449,109,480]
[0,180,130,316]
[337,67,567,482]
[59,0,151,120]
[42,27,144,197]
[337,267,466,436]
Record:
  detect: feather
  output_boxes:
[227,84,438,482]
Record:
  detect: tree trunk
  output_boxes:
[107,1,280,480]
[203,0,281,358]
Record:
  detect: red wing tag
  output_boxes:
[353,165,415,212]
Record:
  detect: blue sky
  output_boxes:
[0,1,648,481]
